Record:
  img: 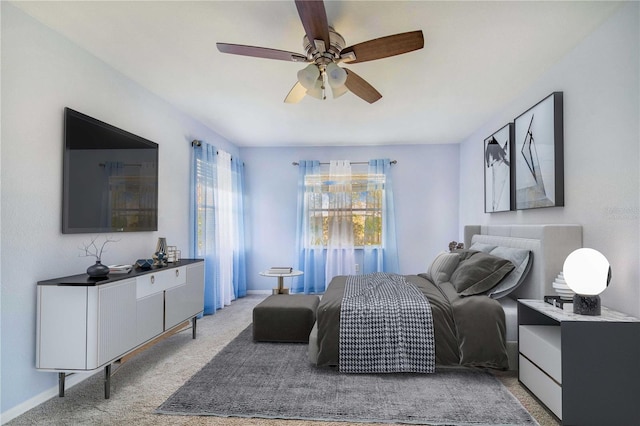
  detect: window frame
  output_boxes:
[303,171,385,248]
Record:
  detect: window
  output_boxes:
[303,172,385,247]
[194,156,215,257]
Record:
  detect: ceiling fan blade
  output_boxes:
[217,43,308,62]
[340,30,424,64]
[284,82,307,104]
[344,69,382,104]
[295,0,330,51]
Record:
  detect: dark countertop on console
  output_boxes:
[37,259,203,286]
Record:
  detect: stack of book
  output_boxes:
[108,264,132,274]
[268,266,293,274]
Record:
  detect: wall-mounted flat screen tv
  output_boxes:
[62,107,158,234]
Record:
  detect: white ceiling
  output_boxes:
[11,1,622,147]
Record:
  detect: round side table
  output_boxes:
[259,270,303,294]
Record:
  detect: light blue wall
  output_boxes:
[458,2,640,317]
[0,3,238,418]
[240,144,460,292]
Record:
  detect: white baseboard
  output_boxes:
[1,370,98,425]
[247,290,271,295]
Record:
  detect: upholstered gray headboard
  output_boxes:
[464,225,583,300]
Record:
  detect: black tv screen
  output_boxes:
[62,108,158,233]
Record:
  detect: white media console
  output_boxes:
[36,259,204,398]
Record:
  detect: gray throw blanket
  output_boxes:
[339,272,436,373]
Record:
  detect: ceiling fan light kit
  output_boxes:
[326,62,347,88]
[306,78,325,100]
[297,64,320,90]
[216,0,424,104]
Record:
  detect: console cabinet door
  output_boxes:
[96,279,137,367]
[136,292,164,344]
[164,263,205,330]
[36,286,88,370]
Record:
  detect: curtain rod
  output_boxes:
[291,160,397,166]
[192,139,242,163]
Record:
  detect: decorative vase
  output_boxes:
[155,237,167,254]
[87,261,110,278]
[154,237,167,266]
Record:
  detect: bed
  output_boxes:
[308,224,582,371]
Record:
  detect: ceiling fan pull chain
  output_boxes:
[321,70,327,100]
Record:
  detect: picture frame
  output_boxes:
[513,92,564,210]
[484,123,514,213]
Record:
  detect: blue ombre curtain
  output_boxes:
[292,160,326,293]
[324,160,356,285]
[362,159,399,274]
[191,143,219,314]
[231,157,247,299]
[190,142,246,315]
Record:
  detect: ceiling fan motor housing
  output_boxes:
[303,27,346,64]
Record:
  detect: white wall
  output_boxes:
[0,3,238,419]
[458,2,640,316]
[240,144,460,292]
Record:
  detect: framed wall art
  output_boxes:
[514,92,564,210]
[484,123,514,213]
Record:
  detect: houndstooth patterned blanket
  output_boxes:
[339,272,436,373]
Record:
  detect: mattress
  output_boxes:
[500,297,519,341]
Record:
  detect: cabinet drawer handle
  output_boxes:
[176,269,180,277]
[150,275,155,284]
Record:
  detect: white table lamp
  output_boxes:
[562,248,611,315]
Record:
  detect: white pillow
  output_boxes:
[426,252,460,284]
[486,246,532,299]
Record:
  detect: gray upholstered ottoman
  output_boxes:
[253,294,320,342]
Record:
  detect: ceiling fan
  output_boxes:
[216,0,424,104]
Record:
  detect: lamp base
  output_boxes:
[573,294,601,316]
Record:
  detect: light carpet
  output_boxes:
[156,326,537,425]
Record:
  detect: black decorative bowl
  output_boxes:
[135,259,154,269]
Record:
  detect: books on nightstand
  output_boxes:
[268,266,293,274]
[544,295,574,311]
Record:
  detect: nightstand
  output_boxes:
[518,299,640,425]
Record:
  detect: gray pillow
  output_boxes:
[486,247,533,299]
[469,242,497,253]
[453,249,480,261]
[450,252,515,296]
[425,252,460,284]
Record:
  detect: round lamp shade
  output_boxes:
[326,62,347,88]
[306,78,324,99]
[562,248,611,296]
[297,64,320,90]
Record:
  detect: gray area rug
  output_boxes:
[156,325,537,425]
